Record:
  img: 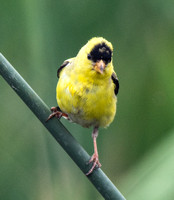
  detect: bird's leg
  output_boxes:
[86,127,101,176]
[46,106,68,122]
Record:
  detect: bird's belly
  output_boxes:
[57,80,116,128]
[68,102,116,128]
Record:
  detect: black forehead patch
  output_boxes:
[88,42,112,63]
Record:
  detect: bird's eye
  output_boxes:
[87,54,92,60]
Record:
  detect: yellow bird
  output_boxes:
[47,37,119,175]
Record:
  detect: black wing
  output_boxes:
[57,60,70,78]
[111,72,119,95]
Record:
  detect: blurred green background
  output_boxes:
[1,0,174,199]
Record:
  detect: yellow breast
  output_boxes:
[56,59,117,128]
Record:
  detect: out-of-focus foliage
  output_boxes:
[0,0,174,199]
[120,130,174,200]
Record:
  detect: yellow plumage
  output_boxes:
[56,37,117,128]
[48,37,119,175]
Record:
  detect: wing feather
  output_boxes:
[57,60,70,78]
[111,72,119,95]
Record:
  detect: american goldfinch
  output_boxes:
[47,37,119,175]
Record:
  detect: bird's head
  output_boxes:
[76,37,114,78]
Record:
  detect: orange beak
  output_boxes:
[94,60,106,74]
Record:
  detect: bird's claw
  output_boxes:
[46,107,63,122]
[86,153,101,176]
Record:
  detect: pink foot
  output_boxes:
[86,153,102,176]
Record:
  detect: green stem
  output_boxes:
[0,53,126,200]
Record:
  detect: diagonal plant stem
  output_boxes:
[0,53,126,200]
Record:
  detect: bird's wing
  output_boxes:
[57,58,74,78]
[111,72,119,95]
